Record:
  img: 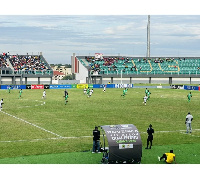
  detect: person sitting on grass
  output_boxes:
[158,150,176,164]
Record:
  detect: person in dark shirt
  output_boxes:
[64,89,68,97]
[92,126,101,153]
[145,124,154,149]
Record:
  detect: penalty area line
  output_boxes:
[0,110,63,138]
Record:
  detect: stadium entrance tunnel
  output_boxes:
[100,124,142,164]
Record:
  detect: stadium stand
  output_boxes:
[0,54,9,68]
[0,53,53,84]
[80,56,200,75]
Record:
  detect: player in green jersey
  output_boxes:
[65,94,69,105]
[125,88,128,94]
[8,86,11,93]
[87,87,90,97]
[121,88,126,98]
[147,90,151,101]
[145,88,148,96]
[187,92,192,102]
[19,89,23,99]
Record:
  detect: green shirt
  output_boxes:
[188,93,192,99]
[123,89,126,94]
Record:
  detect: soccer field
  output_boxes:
[0,87,200,164]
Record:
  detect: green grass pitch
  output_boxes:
[0,87,200,164]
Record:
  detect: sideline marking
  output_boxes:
[0,110,63,138]
[0,129,200,143]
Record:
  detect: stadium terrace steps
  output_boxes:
[82,56,200,75]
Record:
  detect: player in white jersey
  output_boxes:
[0,99,4,111]
[84,87,87,95]
[42,90,46,104]
[143,95,148,105]
[88,89,93,97]
[185,112,193,133]
[103,84,106,92]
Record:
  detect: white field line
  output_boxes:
[0,129,200,143]
[17,100,44,108]
[0,110,63,138]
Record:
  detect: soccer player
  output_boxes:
[0,99,4,111]
[143,95,148,105]
[8,86,11,94]
[19,89,23,99]
[42,90,46,104]
[103,84,106,92]
[145,88,148,96]
[64,89,68,97]
[185,112,193,133]
[187,92,192,102]
[65,94,69,105]
[145,124,154,149]
[125,88,128,94]
[83,87,87,95]
[147,90,151,101]
[158,150,176,164]
[87,87,90,97]
[121,88,126,98]
[88,88,93,97]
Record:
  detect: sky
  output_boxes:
[0,1,200,64]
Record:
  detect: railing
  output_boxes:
[0,69,53,75]
[94,69,200,75]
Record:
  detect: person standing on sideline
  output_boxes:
[145,124,154,149]
[92,126,101,153]
[158,150,176,164]
[185,112,193,133]
[187,92,192,102]
[0,99,4,111]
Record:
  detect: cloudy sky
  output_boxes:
[0,1,200,64]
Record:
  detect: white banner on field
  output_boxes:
[115,84,133,88]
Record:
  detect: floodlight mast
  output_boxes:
[147,15,150,58]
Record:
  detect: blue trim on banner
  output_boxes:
[93,84,100,88]
[1,85,26,89]
[184,85,199,90]
[49,85,72,89]
[106,84,115,88]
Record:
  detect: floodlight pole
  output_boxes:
[147,15,150,58]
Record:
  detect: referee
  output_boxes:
[145,124,154,149]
